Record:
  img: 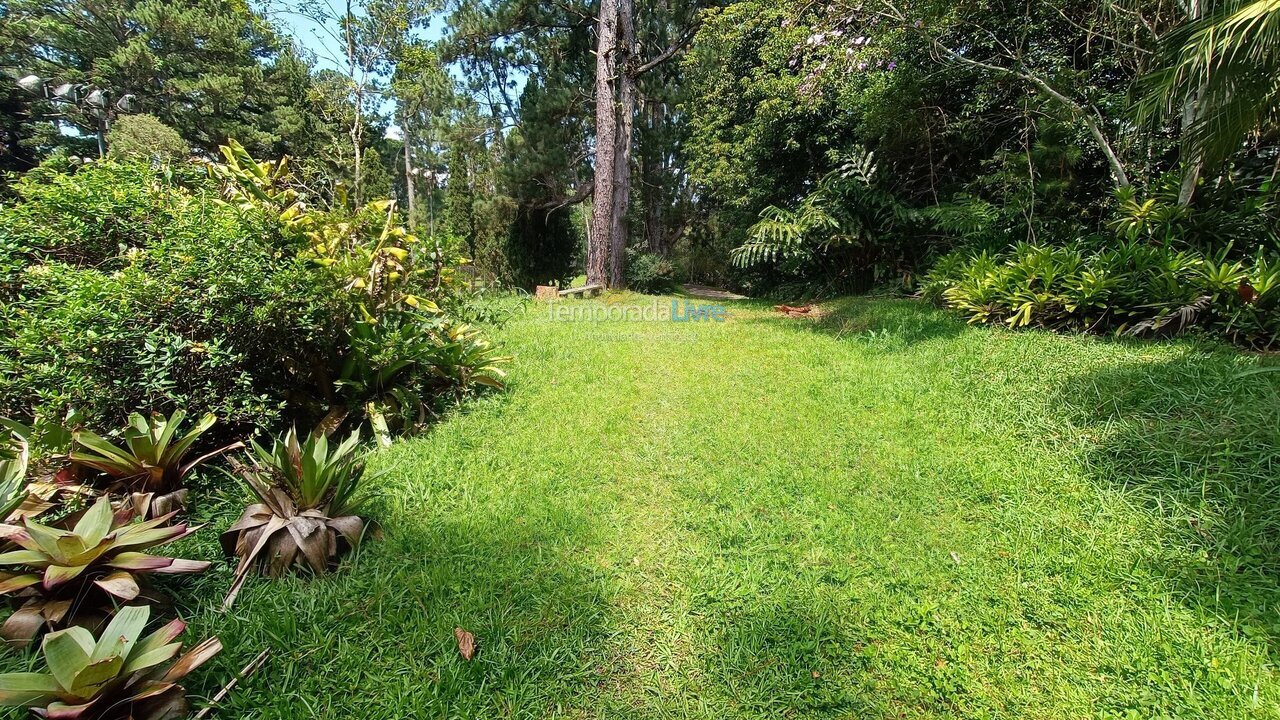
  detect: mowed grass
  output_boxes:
[8,295,1280,718]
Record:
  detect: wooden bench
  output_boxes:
[557,284,604,299]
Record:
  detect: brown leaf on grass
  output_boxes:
[454,627,477,661]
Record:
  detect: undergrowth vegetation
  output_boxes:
[0,145,513,717]
[922,240,1280,348]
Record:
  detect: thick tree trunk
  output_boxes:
[588,0,620,287]
[608,0,636,288]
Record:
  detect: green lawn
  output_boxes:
[14,295,1280,718]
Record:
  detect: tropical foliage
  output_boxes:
[0,605,221,719]
[0,497,209,646]
[0,419,33,521]
[220,428,371,608]
[683,0,1280,313]
[70,411,242,515]
[424,322,512,400]
[924,241,1280,347]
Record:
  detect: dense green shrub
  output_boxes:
[106,114,190,162]
[923,241,1280,348]
[624,248,678,294]
[0,159,353,434]
[729,151,927,298]
[0,161,175,269]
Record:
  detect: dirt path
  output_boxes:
[681,283,749,300]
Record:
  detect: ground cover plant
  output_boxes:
[922,240,1280,348]
[2,295,1258,718]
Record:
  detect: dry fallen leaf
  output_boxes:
[454,628,477,661]
[949,551,962,565]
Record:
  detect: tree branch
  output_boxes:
[929,41,1132,188]
[634,21,701,77]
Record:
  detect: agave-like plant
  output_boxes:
[0,497,210,646]
[71,410,242,516]
[0,604,221,719]
[220,428,370,609]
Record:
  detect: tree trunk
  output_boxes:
[352,125,364,206]
[588,0,620,287]
[403,126,416,230]
[1177,0,1205,207]
[608,0,636,288]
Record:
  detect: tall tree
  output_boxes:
[391,41,453,232]
[587,0,702,287]
[1,0,309,156]
[272,0,431,204]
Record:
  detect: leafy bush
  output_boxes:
[105,114,189,163]
[425,320,512,401]
[0,161,174,270]
[624,248,678,294]
[438,287,528,328]
[923,240,1280,348]
[731,151,924,297]
[1,146,511,450]
[331,312,442,446]
[0,159,354,434]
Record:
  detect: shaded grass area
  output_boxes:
[5,295,1280,718]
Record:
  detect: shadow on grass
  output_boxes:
[736,296,969,348]
[1051,349,1280,649]
[178,490,612,718]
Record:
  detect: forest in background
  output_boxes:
[2,0,1278,337]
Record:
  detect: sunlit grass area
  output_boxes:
[13,295,1277,719]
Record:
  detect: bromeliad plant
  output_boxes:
[1,419,33,521]
[0,497,210,646]
[426,321,512,400]
[71,411,242,516]
[332,312,442,447]
[0,604,221,719]
[0,418,74,524]
[220,428,370,608]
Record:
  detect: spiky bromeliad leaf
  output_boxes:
[0,604,221,719]
[219,428,372,609]
[0,419,34,521]
[0,496,210,647]
[70,410,242,516]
